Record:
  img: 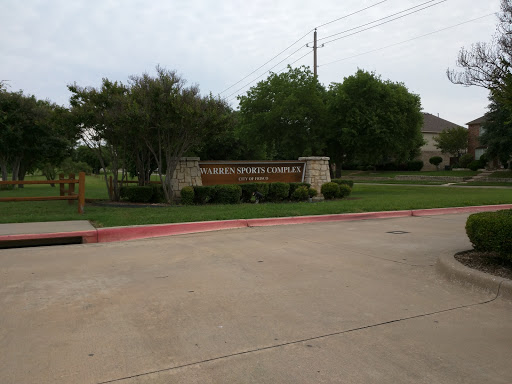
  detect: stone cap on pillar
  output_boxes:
[298,157,330,161]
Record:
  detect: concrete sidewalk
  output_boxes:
[0,213,511,383]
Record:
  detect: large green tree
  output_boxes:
[238,66,328,160]
[327,70,424,166]
[448,0,512,164]
[481,92,512,167]
[0,90,72,185]
[130,66,232,203]
[433,125,468,159]
[69,79,133,200]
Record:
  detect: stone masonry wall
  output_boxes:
[171,157,202,198]
[299,156,331,197]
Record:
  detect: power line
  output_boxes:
[322,0,448,46]
[319,13,495,67]
[218,0,390,98]
[225,46,309,102]
[317,0,441,43]
[315,0,389,29]
[218,29,314,96]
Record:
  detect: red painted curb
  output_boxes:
[247,210,412,227]
[96,219,248,243]
[412,204,512,217]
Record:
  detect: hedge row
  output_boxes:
[466,209,512,261]
[182,182,317,205]
[120,184,165,203]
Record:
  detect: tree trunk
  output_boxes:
[0,161,7,182]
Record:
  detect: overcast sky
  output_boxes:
[1,0,500,126]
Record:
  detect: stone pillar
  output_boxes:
[299,156,331,198]
[171,157,202,198]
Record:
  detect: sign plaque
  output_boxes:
[199,161,306,185]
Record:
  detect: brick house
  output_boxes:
[466,116,487,160]
[419,113,461,171]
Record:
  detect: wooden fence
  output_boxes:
[0,172,86,214]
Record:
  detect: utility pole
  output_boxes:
[307,29,323,77]
[313,28,318,77]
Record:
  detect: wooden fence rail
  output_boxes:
[0,172,86,214]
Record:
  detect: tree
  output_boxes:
[447,0,512,97]
[68,79,132,200]
[481,92,512,166]
[327,70,424,166]
[0,90,72,185]
[130,66,232,203]
[447,0,512,165]
[429,156,443,170]
[238,66,328,160]
[433,125,468,159]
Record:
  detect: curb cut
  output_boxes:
[436,253,512,301]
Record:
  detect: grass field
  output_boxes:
[1,174,511,228]
[342,170,480,178]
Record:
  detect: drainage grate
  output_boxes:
[386,231,410,234]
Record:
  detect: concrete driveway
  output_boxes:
[1,213,511,383]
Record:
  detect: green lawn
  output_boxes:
[2,178,511,227]
[489,170,512,178]
[342,170,479,178]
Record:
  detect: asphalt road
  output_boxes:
[1,214,511,383]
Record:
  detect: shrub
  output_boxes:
[321,182,339,200]
[291,186,309,201]
[240,183,269,202]
[289,182,311,198]
[466,209,512,261]
[407,160,424,171]
[337,184,352,198]
[459,153,474,168]
[331,179,354,188]
[213,184,242,204]
[429,156,443,170]
[120,186,154,203]
[193,185,216,204]
[268,182,290,202]
[150,184,165,203]
[468,160,484,171]
[180,186,195,205]
[308,187,318,198]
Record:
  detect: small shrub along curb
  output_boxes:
[180,186,195,205]
[268,182,290,202]
[213,184,242,204]
[321,182,339,200]
[466,209,512,261]
[337,184,352,198]
[291,186,309,201]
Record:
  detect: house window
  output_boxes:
[479,126,486,136]
[475,148,486,160]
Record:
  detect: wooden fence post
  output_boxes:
[59,174,65,197]
[68,173,75,205]
[78,172,85,214]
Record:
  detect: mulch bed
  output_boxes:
[455,250,512,280]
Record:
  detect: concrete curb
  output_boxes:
[436,253,512,301]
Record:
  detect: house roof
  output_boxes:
[466,116,486,125]
[421,113,460,133]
